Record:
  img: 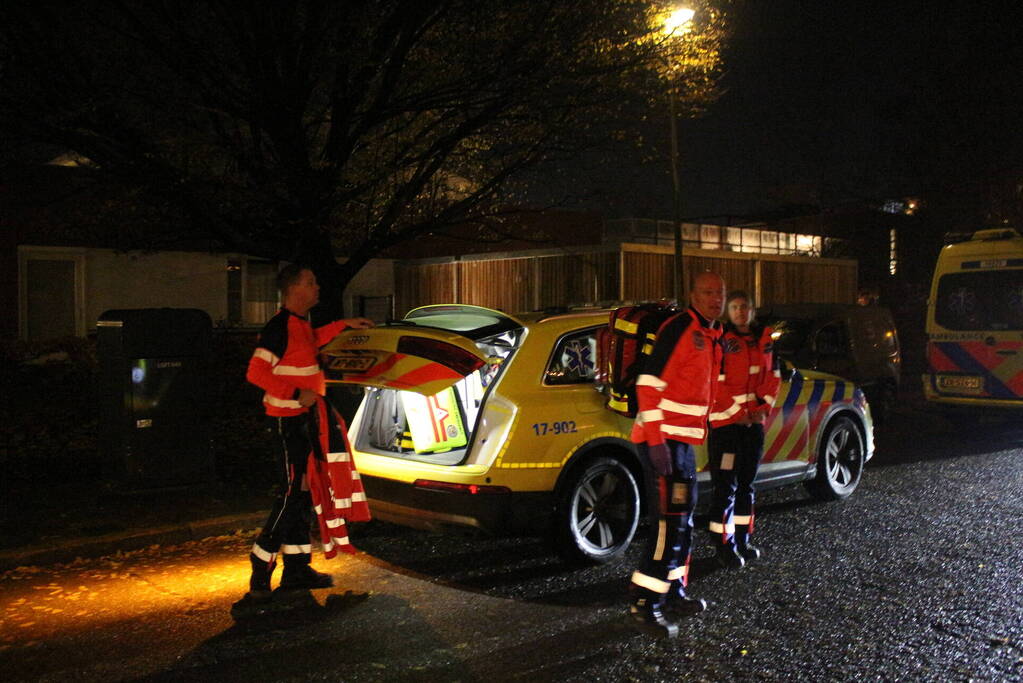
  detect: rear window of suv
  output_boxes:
[936,270,1023,331]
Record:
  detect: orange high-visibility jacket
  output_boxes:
[709,323,780,428]
[246,309,347,417]
[632,307,722,446]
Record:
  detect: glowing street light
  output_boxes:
[663,7,695,36]
[663,6,695,301]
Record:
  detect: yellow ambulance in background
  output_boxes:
[923,228,1023,409]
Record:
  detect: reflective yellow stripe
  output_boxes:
[658,398,707,416]
[253,348,280,365]
[640,409,664,422]
[273,364,320,376]
[667,566,688,581]
[662,425,704,439]
[631,570,671,594]
[709,521,735,534]
[653,520,667,561]
[251,544,276,562]
[615,318,639,334]
[281,544,312,554]
[264,393,303,409]
[608,397,630,412]
[710,402,741,421]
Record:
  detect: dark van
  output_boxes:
[759,303,901,422]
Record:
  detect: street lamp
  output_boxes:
[662,6,694,302]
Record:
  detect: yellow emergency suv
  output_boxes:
[322,304,874,564]
[923,228,1023,409]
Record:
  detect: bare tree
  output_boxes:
[1,0,730,315]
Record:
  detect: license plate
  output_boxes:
[936,374,983,394]
[325,354,377,373]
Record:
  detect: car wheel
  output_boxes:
[806,415,865,500]
[554,455,640,565]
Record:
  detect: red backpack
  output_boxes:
[596,302,680,417]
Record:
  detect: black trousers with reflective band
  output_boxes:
[631,439,698,602]
[254,414,315,561]
[707,422,764,546]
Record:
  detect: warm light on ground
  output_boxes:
[0,532,356,647]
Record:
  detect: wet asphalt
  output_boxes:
[2,404,1021,682]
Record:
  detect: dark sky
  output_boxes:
[621,0,1023,220]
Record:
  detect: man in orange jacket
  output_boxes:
[627,272,725,638]
[242,264,373,602]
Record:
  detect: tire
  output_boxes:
[806,415,865,500]
[553,455,640,565]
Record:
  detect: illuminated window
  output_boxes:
[889,229,898,275]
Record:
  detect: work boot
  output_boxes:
[737,541,762,562]
[280,553,334,590]
[666,579,708,617]
[247,552,275,601]
[716,544,746,569]
[627,597,679,639]
[667,595,708,618]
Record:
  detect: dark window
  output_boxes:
[766,318,812,361]
[935,270,1023,331]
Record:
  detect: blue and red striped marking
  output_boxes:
[928,341,1023,400]
[763,374,851,463]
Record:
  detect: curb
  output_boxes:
[0,511,269,572]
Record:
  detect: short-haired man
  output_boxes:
[707,290,780,568]
[627,271,725,638]
[242,264,374,601]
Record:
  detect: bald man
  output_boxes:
[627,272,725,638]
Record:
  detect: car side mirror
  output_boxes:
[779,360,795,380]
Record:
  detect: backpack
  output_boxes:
[596,302,680,417]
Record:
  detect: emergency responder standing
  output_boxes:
[240,264,374,603]
[627,271,725,639]
[707,290,780,567]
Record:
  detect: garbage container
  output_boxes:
[97,308,214,488]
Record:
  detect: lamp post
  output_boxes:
[663,7,694,302]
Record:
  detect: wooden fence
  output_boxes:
[394,243,857,317]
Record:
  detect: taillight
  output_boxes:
[413,479,511,494]
[397,336,485,376]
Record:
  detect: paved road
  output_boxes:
[2,408,1021,681]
